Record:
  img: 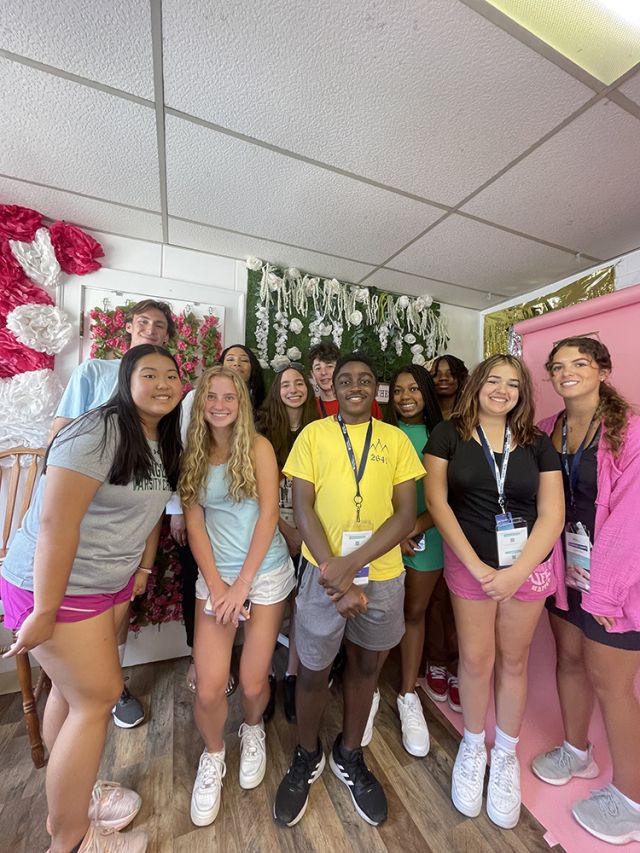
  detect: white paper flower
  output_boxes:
[422,294,433,308]
[271,354,290,371]
[267,272,282,291]
[286,267,301,279]
[412,353,426,366]
[10,227,62,289]
[348,310,363,326]
[0,368,64,459]
[397,295,410,309]
[404,333,416,344]
[320,323,333,336]
[355,287,370,303]
[259,358,269,369]
[289,317,303,334]
[410,343,424,354]
[287,346,302,361]
[246,256,263,270]
[6,304,73,354]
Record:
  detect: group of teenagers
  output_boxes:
[1,298,639,853]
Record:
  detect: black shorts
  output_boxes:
[546,587,640,651]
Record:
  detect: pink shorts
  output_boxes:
[0,575,134,630]
[442,542,556,602]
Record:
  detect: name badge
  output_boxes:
[495,515,528,567]
[341,526,373,585]
[565,524,591,592]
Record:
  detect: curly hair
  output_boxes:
[219,344,266,411]
[178,366,257,507]
[452,354,539,446]
[431,354,469,410]
[386,364,443,432]
[256,366,319,469]
[545,337,630,456]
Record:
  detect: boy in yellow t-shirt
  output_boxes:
[273,353,425,828]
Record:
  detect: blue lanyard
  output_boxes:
[336,414,373,523]
[476,424,512,514]
[561,413,596,510]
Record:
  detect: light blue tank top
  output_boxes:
[202,463,288,578]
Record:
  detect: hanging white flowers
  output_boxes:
[286,346,302,361]
[404,333,416,345]
[348,310,363,327]
[289,317,303,334]
[246,256,263,271]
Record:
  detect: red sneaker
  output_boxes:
[447,673,461,712]
[423,664,448,703]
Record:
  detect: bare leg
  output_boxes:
[401,569,442,695]
[584,639,640,801]
[32,602,127,853]
[451,595,496,732]
[286,591,300,676]
[240,600,287,725]
[549,613,594,750]
[42,684,69,753]
[296,662,333,753]
[494,598,545,736]
[424,574,458,672]
[192,600,236,752]
[342,640,382,750]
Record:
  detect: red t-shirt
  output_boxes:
[315,397,383,420]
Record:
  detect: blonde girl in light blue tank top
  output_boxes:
[179,366,295,828]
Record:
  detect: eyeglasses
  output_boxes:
[274,362,305,373]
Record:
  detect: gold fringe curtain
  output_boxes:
[483,267,615,358]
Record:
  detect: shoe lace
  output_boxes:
[429,664,447,679]
[198,752,226,790]
[459,743,486,785]
[286,747,318,786]
[239,723,265,760]
[592,787,620,818]
[491,749,517,794]
[550,746,571,770]
[345,748,376,788]
[401,696,426,728]
[91,780,123,812]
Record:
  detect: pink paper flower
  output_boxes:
[0,239,28,286]
[0,205,43,242]
[0,328,54,378]
[49,221,104,275]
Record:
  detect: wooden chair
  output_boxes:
[0,446,49,768]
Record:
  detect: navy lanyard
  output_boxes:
[336,414,373,523]
[476,424,512,514]
[561,413,596,510]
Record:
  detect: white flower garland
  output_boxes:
[249,258,448,368]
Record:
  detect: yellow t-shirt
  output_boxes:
[283,417,426,581]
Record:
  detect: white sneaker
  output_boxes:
[239,721,267,789]
[191,748,226,826]
[487,747,521,829]
[451,738,487,817]
[361,688,380,747]
[397,692,430,757]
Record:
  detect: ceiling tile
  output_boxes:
[0,0,154,98]
[462,99,640,259]
[162,0,591,204]
[165,115,442,264]
[390,214,585,294]
[618,70,640,107]
[0,58,160,210]
[0,176,162,241]
[168,218,376,284]
[363,267,504,310]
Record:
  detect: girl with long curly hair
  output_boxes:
[179,366,295,829]
[424,354,564,830]
[531,337,640,845]
[256,364,318,721]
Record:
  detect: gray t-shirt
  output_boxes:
[3,413,172,595]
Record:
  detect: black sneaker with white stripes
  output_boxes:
[329,732,387,825]
[273,741,326,827]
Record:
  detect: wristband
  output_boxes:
[138,566,153,574]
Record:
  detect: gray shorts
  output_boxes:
[294,560,406,671]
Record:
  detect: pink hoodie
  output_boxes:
[538,412,640,633]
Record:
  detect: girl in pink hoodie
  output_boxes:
[532,337,640,846]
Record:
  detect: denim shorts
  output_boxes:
[294,559,405,671]
[194,558,296,606]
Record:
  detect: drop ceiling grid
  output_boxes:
[164,114,445,264]
[0,0,155,98]
[168,218,377,285]
[388,213,585,293]
[461,98,640,259]
[0,58,161,210]
[363,266,507,309]
[161,0,596,204]
[619,70,640,107]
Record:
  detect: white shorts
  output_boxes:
[195,558,296,606]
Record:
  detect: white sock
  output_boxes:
[494,726,519,755]
[206,746,225,759]
[611,784,640,812]
[118,643,126,666]
[463,728,485,748]
[564,740,589,762]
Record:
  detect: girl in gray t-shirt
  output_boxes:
[2,344,182,852]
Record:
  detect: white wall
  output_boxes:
[439,303,483,367]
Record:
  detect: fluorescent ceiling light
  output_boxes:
[485,0,640,84]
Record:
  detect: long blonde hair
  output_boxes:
[178,366,257,506]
